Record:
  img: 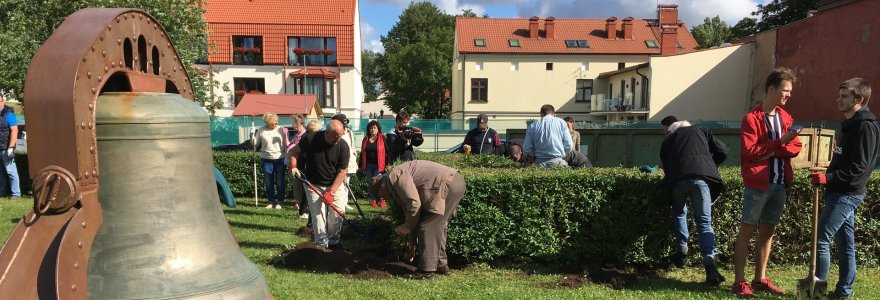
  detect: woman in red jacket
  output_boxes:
[360,120,388,207]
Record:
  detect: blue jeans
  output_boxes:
[816,192,864,297]
[0,153,20,197]
[671,178,717,262]
[261,158,286,203]
[364,163,381,200]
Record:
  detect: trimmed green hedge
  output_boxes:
[391,153,880,267]
[13,151,880,267]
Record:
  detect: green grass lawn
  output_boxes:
[0,196,877,299]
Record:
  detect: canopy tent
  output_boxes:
[231,94,323,118]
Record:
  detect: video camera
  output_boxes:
[398,125,419,140]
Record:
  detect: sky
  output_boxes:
[360,0,769,53]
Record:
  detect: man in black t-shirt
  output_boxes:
[289,120,350,249]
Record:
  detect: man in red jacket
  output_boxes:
[732,68,803,297]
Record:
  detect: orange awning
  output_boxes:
[289,68,338,79]
[232,94,323,117]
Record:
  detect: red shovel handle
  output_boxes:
[298,176,346,219]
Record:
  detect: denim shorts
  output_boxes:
[741,183,787,225]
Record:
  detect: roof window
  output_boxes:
[474,39,486,47]
[566,40,589,48]
[645,40,658,48]
[508,39,520,47]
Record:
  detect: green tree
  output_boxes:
[730,17,759,41]
[752,0,818,32]
[0,0,217,112]
[691,16,732,48]
[361,49,381,102]
[378,2,454,119]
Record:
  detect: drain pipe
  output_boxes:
[635,65,648,114]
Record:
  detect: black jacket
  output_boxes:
[660,125,728,200]
[826,108,880,195]
[386,129,424,164]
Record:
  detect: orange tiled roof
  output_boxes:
[203,0,355,25]
[202,0,356,65]
[456,17,699,55]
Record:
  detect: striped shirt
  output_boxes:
[764,113,785,184]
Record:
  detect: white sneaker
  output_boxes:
[265,203,274,209]
[274,204,283,209]
[299,213,309,219]
[345,204,354,211]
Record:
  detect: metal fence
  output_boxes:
[209,116,750,151]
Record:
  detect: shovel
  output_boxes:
[797,167,828,299]
[294,176,375,243]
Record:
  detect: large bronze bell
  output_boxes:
[88,92,271,298]
[0,8,273,299]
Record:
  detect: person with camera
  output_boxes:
[386,111,424,164]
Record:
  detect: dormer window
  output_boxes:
[645,40,658,48]
[508,39,520,47]
[474,39,486,47]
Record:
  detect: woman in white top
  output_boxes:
[253,113,289,209]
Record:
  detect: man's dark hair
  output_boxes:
[396,110,411,122]
[540,104,555,116]
[563,116,574,123]
[839,78,872,106]
[765,67,797,92]
[661,115,678,126]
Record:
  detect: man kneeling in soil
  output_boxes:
[660,118,728,285]
[370,160,466,279]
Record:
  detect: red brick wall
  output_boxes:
[775,0,880,121]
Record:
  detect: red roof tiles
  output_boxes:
[202,0,356,65]
[232,94,319,116]
[456,17,699,55]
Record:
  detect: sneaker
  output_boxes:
[406,270,435,280]
[299,213,309,219]
[345,204,354,211]
[828,293,853,300]
[265,203,275,209]
[732,281,754,297]
[379,200,387,208]
[274,204,283,209]
[672,245,688,268]
[704,264,726,285]
[370,200,378,207]
[752,278,785,295]
[437,265,452,276]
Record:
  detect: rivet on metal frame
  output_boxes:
[81,221,87,229]
[87,72,92,79]
[102,50,107,57]
[74,263,79,270]
[71,284,77,292]
[117,39,122,45]
[106,25,112,31]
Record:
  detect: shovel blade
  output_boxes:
[797,277,828,300]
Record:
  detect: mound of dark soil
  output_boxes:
[538,267,642,290]
[274,216,416,280]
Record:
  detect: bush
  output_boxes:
[15,150,880,267]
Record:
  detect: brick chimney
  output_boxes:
[605,17,618,40]
[658,4,679,55]
[622,17,634,40]
[545,17,556,39]
[529,16,540,39]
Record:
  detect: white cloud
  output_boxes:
[360,21,385,53]
[365,0,528,15]
[515,0,758,28]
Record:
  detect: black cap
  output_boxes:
[331,114,349,125]
[477,114,488,129]
[661,115,677,126]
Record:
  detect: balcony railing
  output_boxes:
[589,94,647,113]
